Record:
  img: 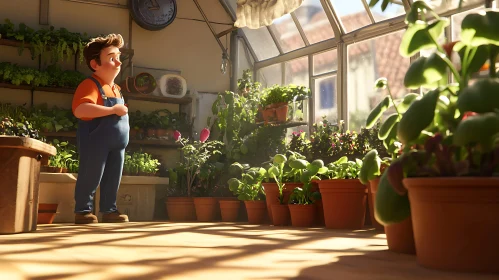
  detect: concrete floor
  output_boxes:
[0,222,497,280]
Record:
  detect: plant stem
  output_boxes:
[386,84,401,116]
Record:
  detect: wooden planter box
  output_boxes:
[0,136,56,234]
[39,173,169,222]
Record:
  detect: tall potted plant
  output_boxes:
[369,0,499,272]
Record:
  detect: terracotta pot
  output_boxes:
[271,204,290,226]
[133,72,156,94]
[156,128,168,138]
[219,200,241,222]
[244,200,267,224]
[146,128,156,138]
[368,178,385,231]
[318,179,367,229]
[193,197,217,222]
[385,217,416,254]
[275,104,288,122]
[404,177,499,273]
[40,166,63,173]
[314,199,325,226]
[37,203,58,224]
[262,182,302,223]
[262,108,275,123]
[165,197,196,221]
[288,204,316,227]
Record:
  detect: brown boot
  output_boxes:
[75,212,98,224]
[102,211,129,223]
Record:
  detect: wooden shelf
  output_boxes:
[41,131,180,148]
[256,121,308,129]
[0,38,134,56]
[0,82,193,104]
[123,92,192,105]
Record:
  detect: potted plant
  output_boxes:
[133,72,157,94]
[359,149,415,254]
[315,156,366,229]
[128,110,145,140]
[368,0,499,272]
[286,157,323,227]
[228,165,267,224]
[173,128,224,222]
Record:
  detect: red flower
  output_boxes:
[173,130,181,141]
[462,111,478,120]
[200,128,210,143]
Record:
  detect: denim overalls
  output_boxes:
[74,76,129,214]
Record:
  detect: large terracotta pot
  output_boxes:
[193,197,217,222]
[165,197,196,221]
[317,179,367,229]
[404,177,499,273]
[263,182,302,223]
[244,200,267,224]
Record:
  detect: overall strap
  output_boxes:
[88,76,107,100]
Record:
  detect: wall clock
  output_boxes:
[129,0,177,31]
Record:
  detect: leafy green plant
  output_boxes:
[320,156,363,180]
[47,139,79,172]
[123,150,161,176]
[366,0,499,225]
[0,19,89,63]
[227,166,266,201]
[0,116,43,141]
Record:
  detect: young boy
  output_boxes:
[72,34,129,224]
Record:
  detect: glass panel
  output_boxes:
[258,63,282,88]
[347,30,410,131]
[425,0,482,14]
[314,75,337,123]
[269,14,305,53]
[242,27,280,60]
[237,39,254,83]
[285,56,309,86]
[329,0,372,32]
[370,1,405,22]
[313,49,338,75]
[295,0,335,44]
[451,7,483,41]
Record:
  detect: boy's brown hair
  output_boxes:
[83,33,124,72]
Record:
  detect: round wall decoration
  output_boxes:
[129,0,177,31]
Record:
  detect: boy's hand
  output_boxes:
[113,104,128,116]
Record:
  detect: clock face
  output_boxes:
[129,0,177,31]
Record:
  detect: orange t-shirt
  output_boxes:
[72,74,122,121]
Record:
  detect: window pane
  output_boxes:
[313,49,338,75]
[295,0,335,44]
[426,0,482,14]
[258,64,282,88]
[269,14,305,53]
[285,56,309,86]
[329,0,372,32]
[242,27,280,60]
[314,75,337,123]
[451,7,483,41]
[370,2,405,22]
[347,30,410,131]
